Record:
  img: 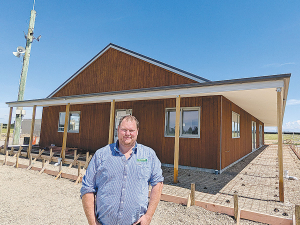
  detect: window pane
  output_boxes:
[182,110,199,135]
[232,112,240,138]
[166,110,176,136]
[58,112,66,131]
[69,112,80,132]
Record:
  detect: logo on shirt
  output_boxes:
[137,158,147,162]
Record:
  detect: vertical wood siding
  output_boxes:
[40,96,221,169]
[220,97,264,169]
[40,95,263,170]
[52,48,198,98]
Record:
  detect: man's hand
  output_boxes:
[133,214,152,225]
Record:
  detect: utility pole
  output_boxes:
[12,4,37,145]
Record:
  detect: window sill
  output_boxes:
[165,135,200,139]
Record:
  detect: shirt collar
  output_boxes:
[114,140,138,154]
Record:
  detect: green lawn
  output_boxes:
[0,128,14,134]
[265,133,300,144]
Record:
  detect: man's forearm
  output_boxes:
[146,182,163,218]
[82,192,99,225]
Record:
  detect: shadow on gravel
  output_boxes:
[162,145,268,195]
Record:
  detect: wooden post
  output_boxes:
[78,162,81,176]
[68,154,80,168]
[27,149,44,170]
[27,105,36,158]
[187,194,191,208]
[191,183,195,206]
[295,205,300,225]
[10,147,15,156]
[49,148,53,163]
[234,194,239,220]
[108,100,115,144]
[3,151,8,165]
[61,103,70,162]
[4,107,13,153]
[75,162,82,185]
[29,154,32,166]
[277,88,284,202]
[55,161,63,180]
[73,150,77,166]
[14,146,23,157]
[15,152,20,168]
[86,152,89,165]
[174,95,180,183]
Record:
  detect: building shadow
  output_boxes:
[162,145,268,195]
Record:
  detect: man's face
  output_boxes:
[117,119,139,147]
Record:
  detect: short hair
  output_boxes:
[118,115,139,129]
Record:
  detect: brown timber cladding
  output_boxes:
[221,96,264,169]
[51,48,198,98]
[40,95,264,170]
[40,96,220,169]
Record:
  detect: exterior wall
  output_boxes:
[40,96,221,170]
[52,48,198,98]
[220,96,264,169]
[40,95,264,170]
[40,103,111,150]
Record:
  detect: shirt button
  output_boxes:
[119,212,122,215]
[124,176,127,178]
[121,201,124,203]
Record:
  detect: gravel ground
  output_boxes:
[0,164,265,225]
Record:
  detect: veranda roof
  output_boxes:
[6,73,290,127]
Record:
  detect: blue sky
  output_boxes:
[1,0,300,132]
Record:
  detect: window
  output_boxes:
[58,111,81,133]
[165,109,176,136]
[232,111,240,138]
[58,112,66,132]
[165,107,200,138]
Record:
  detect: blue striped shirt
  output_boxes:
[80,142,164,225]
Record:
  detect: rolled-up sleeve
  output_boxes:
[80,152,99,198]
[149,152,164,186]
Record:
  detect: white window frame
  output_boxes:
[165,107,200,138]
[58,111,81,133]
[232,111,240,138]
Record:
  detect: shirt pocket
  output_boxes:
[136,163,151,179]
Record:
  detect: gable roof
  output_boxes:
[47,43,210,98]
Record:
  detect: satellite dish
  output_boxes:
[13,46,25,57]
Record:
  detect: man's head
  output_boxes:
[117,115,139,148]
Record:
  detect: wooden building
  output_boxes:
[6,44,291,173]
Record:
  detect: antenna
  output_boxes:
[33,0,36,10]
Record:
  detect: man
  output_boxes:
[81,115,164,225]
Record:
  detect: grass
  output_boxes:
[265,133,300,144]
[0,128,14,134]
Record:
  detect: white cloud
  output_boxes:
[283,120,300,132]
[287,99,300,106]
[265,120,300,132]
[263,62,295,68]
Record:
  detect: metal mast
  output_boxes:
[12,3,37,145]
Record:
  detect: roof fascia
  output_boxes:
[47,43,210,98]
[7,75,288,108]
